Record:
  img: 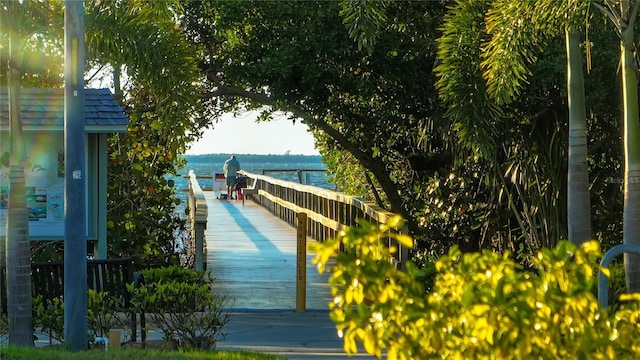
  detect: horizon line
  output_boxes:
[184,152,322,157]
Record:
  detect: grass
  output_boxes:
[0,346,286,359]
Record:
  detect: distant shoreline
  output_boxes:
[174,154,332,193]
[184,153,322,158]
[184,154,325,167]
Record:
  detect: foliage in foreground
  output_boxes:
[310,216,640,359]
[134,266,232,350]
[0,347,284,360]
[2,266,230,351]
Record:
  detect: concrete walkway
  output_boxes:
[24,310,378,359]
[216,310,376,360]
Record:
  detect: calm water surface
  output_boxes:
[171,154,333,214]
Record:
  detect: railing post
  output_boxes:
[194,219,205,272]
[398,224,410,271]
[598,244,640,308]
[296,212,308,312]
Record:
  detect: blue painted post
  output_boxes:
[598,244,640,308]
[64,0,87,350]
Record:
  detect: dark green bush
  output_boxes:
[3,266,229,350]
[604,260,627,310]
[32,290,134,346]
[32,295,64,345]
[0,311,7,343]
[132,266,231,350]
[140,265,208,286]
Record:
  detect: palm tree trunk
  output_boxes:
[565,28,591,245]
[6,31,33,346]
[620,0,640,293]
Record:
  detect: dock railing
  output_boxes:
[188,170,207,271]
[185,170,410,270]
[238,170,410,269]
[261,168,332,186]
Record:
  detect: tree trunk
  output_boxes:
[620,0,640,293]
[565,28,591,245]
[7,31,34,347]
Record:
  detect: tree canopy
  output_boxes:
[84,0,204,267]
[0,0,630,270]
[1,0,205,268]
[180,0,625,260]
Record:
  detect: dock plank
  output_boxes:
[204,192,333,310]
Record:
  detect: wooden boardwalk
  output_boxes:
[203,191,334,310]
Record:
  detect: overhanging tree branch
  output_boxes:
[289,110,415,232]
[364,170,385,208]
[202,86,273,104]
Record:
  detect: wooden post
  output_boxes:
[109,330,121,349]
[296,212,307,312]
[194,220,205,271]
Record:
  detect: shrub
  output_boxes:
[32,290,135,346]
[4,266,230,349]
[140,265,208,286]
[132,266,231,350]
[0,311,7,343]
[0,347,286,359]
[87,289,135,343]
[33,295,65,345]
[310,216,640,359]
[601,260,627,310]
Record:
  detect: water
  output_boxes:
[178,153,331,190]
[171,154,332,213]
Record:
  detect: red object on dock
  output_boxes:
[237,188,243,200]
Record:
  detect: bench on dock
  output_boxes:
[1,257,146,342]
[241,179,258,206]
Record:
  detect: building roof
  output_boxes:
[0,87,129,133]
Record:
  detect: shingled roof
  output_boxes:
[0,88,129,133]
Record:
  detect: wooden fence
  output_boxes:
[1,257,146,341]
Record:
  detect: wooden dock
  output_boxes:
[203,191,334,310]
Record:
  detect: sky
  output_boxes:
[186,111,319,155]
[84,69,317,156]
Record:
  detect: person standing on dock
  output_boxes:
[223,155,241,199]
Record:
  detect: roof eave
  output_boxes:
[2,125,128,133]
